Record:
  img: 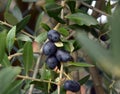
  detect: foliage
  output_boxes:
[0,0,120,94]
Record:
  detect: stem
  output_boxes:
[80,1,110,17]
[0,20,35,39]
[58,63,64,94]
[17,75,56,84]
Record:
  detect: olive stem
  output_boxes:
[17,75,57,84]
[0,20,35,39]
[58,63,64,94]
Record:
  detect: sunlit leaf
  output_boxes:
[58,27,69,37]
[6,26,16,54]
[66,62,94,67]
[35,31,47,43]
[12,5,23,21]
[0,67,21,94]
[17,33,32,42]
[66,13,98,26]
[23,42,34,75]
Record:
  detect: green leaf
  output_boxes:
[76,31,120,78]
[4,80,23,94]
[110,5,120,62]
[1,54,11,67]
[35,12,44,32]
[40,64,52,80]
[53,16,65,24]
[17,33,32,42]
[66,62,94,67]
[0,31,6,63]
[6,26,16,54]
[23,42,34,75]
[66,13,98,26]
[78,75,90,85]
[66,0,76,13]
[0,67,21,94]
[44,3,62,17]
[5,0,12,12]
[58,27,69,37]
[4,12,18,25]
[40,23,50,31]
[35,31,47,43]
[22,0,37,2]
[12,5,23,21]
[16,15,31,33]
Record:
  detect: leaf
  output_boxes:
[66,0,76,13]
[110,5,120,62]
[76,31,120,78]
[35,31,47,43]
[66,62,94,67]
[5,0,12,11]
[12,5,23,21]
[1,54,11,67]
[40,66,52,80]
[78,75,90,85]
[0,31,6,63]
[0,67,21,94]
[40,23,50,31]
[16,15,31,33]
[4,80,23,94]
[17,33,32,42]
[44,3,62,17]
[22,0,37,2]
[66,13,98,26]
[23,42,34,75]
[4,12,18,25]
[35,12,44,32]
[6,26,16,54]
[58,27,69,37]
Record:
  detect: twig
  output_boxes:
[58,63,64,94]
[8,52,41,60]
[17,75,57,84]
[0,20,35,39]
[80,1,110,17]
[28,46,43,94]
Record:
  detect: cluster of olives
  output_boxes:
[43,30,80,93]
[43,30,73,70]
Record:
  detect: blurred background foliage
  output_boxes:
[0,0,120,94]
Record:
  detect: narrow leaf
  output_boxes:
[66,0,76,13]
[66,13,98,26]
[40,23,50,31]
[23,42,34,75]
[22,0,37,2]
[0,67,21,94]
[4,12,18,25]
[0,31,6,63]
[78,75,90,85]
[17,33,32,42]
[16,15,31,33]
[1,54,11,67]
[67,62,94,67]
[6,26,16,54]
[35,32,47,43]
